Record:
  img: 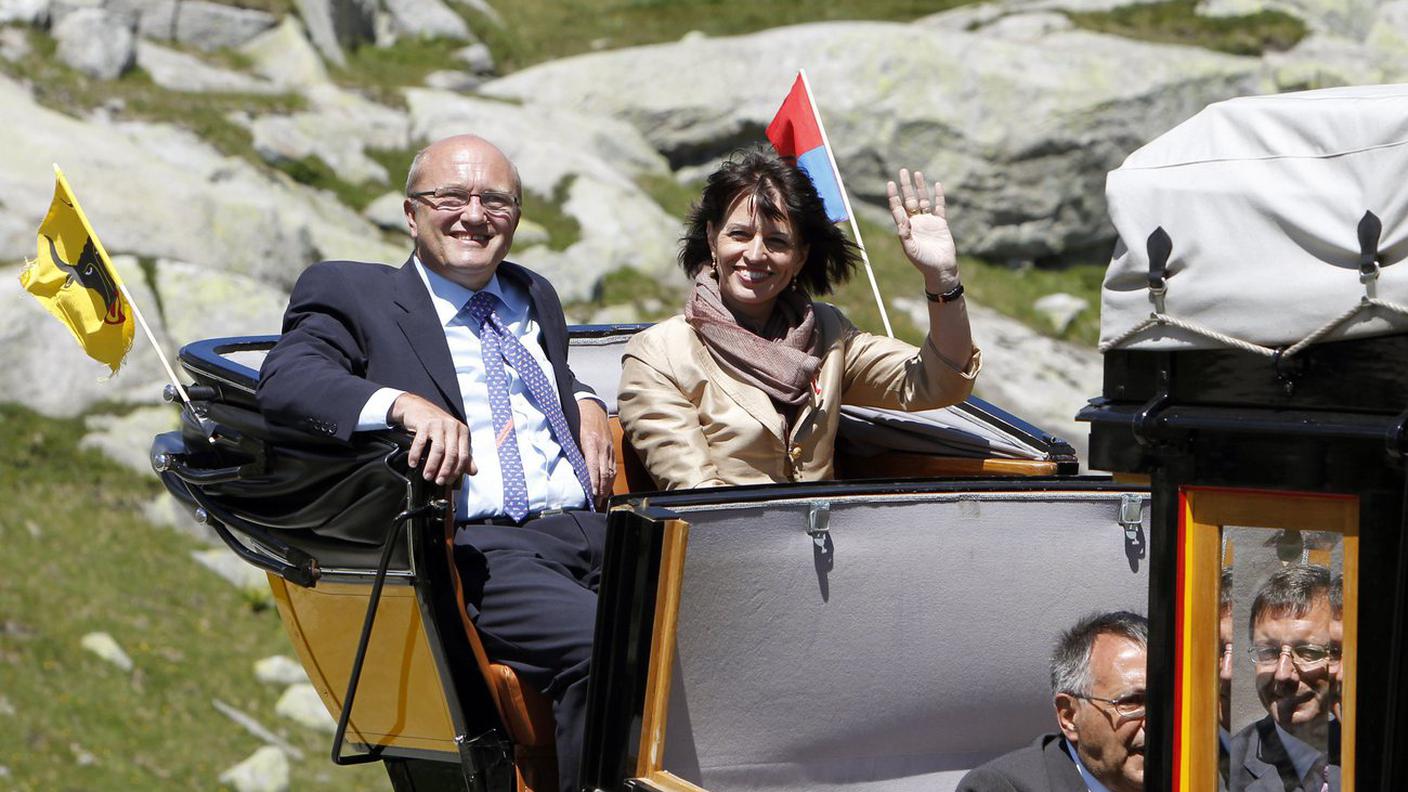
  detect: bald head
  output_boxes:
[403,134,522,290]
[405,135,522,199]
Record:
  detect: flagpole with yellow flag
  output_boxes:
[20,164,190,404]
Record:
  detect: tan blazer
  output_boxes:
[618,304,981,490]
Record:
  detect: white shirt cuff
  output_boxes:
[356,388,405,431]
[574,389,606,411]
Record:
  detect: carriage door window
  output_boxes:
[1178,488,1357,792]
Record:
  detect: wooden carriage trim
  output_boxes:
[632,770,710,792]
[634,517,691,781]
[1178,488,1359,792]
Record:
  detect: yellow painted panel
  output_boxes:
[269,575,458,754]
[1180,490,1358,792]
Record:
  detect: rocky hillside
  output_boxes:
[1,0,1405,786]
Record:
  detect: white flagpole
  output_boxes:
[116,278,190,405]
[797,69,894,338]
[53,164,191,405]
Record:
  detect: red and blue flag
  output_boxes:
[766,73,848,224]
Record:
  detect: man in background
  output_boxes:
[957,611,1148,792]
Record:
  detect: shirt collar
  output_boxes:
[413,256,507,327]
[1272,720,1325,783]
[1062,738,1114,792]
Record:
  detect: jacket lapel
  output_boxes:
[391,258,466,421]
[690,330,786,442]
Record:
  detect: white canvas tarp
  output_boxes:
[1101,84,1408,351]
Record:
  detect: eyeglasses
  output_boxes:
[1247,643,1338,669]
[409,188,519,216]
[1076,692,1146,721]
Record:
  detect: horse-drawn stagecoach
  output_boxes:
[152,85,1408,791]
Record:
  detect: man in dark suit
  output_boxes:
[957,611,1148,792]
[1228,564,1339,792]
[257,134,614,792]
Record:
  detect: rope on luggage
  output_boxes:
[1098,221,1408,357]
[1099,297,1408,357]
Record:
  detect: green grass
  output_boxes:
[333,38,468,107]
[0,404,389,791]
[1067,0,1306,55]
[521,177,583,252]
[466,0,979,73]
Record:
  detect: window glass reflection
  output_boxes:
[1221,527,1344,792]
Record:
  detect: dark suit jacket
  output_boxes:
[256,257,589,445]
[955,734,1087,792]
[1228,715,1341,792]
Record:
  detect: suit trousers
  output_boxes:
[454,511,606,792]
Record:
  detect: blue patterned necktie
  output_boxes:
[463,290,593,520]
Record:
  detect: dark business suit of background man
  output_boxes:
[257,135,614,792]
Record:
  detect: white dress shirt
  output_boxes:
[356,259,592,521]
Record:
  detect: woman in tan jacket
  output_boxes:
[618,148,980,490]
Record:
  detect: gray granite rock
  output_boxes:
[173,0,276,51]
[254,655,310,686]
[192,547,272,597]
[0,26,32,62]
[293,0,374,67]
[404,88,679,298]
[212,699,305,760]
[275,683,336,733]
[481,21,1267,262]
[246,84,410,186]
[897,296,1100,466]
[383,0,470,39]
[136,40,281,93]
[81,406,177,477]
[0,0,47,24]
[1032,292,1089,334]
[453,41,494,73]
[362,190,409,231]
[1198,0,1381,39]
[54,8,135,79]
[239,15,329,88]
[80,631,134,671]
[422,68,480,91]
[218,746,289,792]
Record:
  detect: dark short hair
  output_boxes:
[1329,573,1343,619]
[1249,564,1332,639]
[679,147,859,295]
[1050,611,1149,698]
[1220,568,1233,614]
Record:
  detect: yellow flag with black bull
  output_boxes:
[19,165,134,375]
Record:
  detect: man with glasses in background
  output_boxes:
[1228,564,1341,792]
[956,611,1148,792]
[258,134,615,792]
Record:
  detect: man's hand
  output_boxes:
[577,398,615,508]
[390,393,475,485]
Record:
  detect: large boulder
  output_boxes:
[0,76,402,288]
[383,0,471,39]
[0,0,49,24]
[53,7,136,79]
[245,84,411,185]
[1199,0,1383,39]
[172,0,276,51]
[136,40,282,93]
[404,88,680,299]
[239,15,330,89]
[1,258,171,415]
[0,73,403,415]
[293,0,375,67]
[481,22,1268,262]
